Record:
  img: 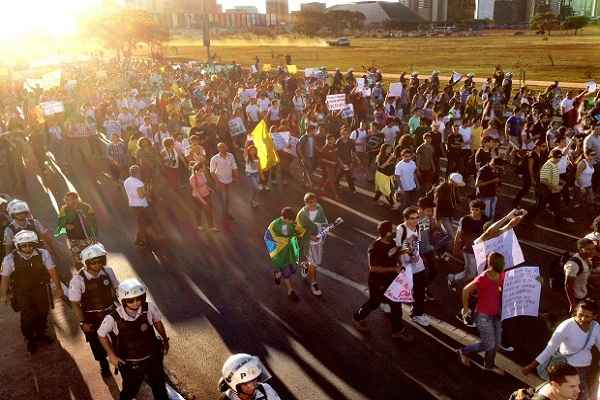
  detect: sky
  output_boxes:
[218,0,393,12]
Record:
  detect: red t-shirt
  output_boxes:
[474,271,504,317]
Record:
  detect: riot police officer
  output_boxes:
[0,230,63,353]
[97,278,169,400]
[68,242,119,377]
[3,200,53,256]
[218,353,282,400]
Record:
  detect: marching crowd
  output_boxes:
[1,54,600,400]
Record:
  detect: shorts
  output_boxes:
[278,264,297,279]
[306,240,324,266]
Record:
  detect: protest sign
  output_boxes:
[451,71,463,84]
[341,103,354,119]
[304,68,317,78]
[388,82,403,97]
[271,131,290,151]
[243,88,258,99]
[326,94,346,111]
[356,78,365,88]
[501,266,541,321]
[283,135,299,157]
[286,65,297,74]
[586,80,597,94]
[473,229,524,274]
[228,117,246,136]
[25,70,62,92]
[40,101,65,116]
[384,266,414,303]
[361,87,371,97]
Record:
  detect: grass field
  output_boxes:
[166,28,600,83]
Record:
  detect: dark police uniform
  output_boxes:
[68,267,118,367]
[1,248,54,343]
[98,302,168,400]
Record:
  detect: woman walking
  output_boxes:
[245,145,261,208]
[189,162,218,232]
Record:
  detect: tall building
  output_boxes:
[301,2,326,12]
[447,0,476,21]
[266,0,289,21]
[474,0,495,18]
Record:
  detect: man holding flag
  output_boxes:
[264,207,302,301]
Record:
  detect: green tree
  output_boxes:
[530,12,561,36]
[563,15,590,35]
[292,10,326,36]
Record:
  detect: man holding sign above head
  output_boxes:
[352,220,414,342]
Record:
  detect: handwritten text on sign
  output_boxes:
[384,266,414,303]
[473,229,524,274]
[501,266,541,321]
[326,94,346,111]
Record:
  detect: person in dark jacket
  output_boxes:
[434,172,465,243]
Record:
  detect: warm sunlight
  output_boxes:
[0,0,101,40]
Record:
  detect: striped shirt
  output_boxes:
[539,159,560,193]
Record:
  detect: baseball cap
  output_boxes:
[449,173,466,187]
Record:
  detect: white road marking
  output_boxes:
[318,266,542,387]
[259,303,300,337]
[321,196,380,224]
[166,383,186,400]
[181,272,221,315]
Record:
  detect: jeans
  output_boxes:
[439,217,455,245]
[449,252,477,283]
[354,274,403,333]
[575,366,591,400]
[480,196,497,220]
[462,313,502,368]
[411,270,427,317]
[216,182,232,218]
[247,173,260,202]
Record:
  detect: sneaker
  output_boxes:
[311,282,322,296]
[457,349,471,366]
[447,278,457,292]
[264,186,271,192]
[258,184,264,191]
[300,262,308,278]
[482,366,506,376]
[288,290,299,302]
[353,318,369,332]
[499,344,514,352]
[391,328,414,342]
[411,315,430,327]
[455,312,476,328]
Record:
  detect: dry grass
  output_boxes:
[165,28,600,83]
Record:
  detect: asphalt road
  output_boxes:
[2,151,595,400]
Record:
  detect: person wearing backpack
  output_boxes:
[510,363,581,400]
[522,300,600,400]
[564,238,596,314]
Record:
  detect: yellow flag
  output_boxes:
[287,65,297,74]
[262,64,272,72]
[374,171,393,197]
[251,120,279,171]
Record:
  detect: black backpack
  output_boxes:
[548,251,584,290]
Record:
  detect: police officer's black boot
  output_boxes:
[99,358,111,378]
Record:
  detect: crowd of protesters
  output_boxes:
[2,54,600,399]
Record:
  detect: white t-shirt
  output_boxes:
[209,152,238,184]
[382,125,399,145]
[536,318,600,367]
[394,224,426,274]
[394,160,417,191]
[123,177,149,208]
[258,98,270,113]
[350,129,368,153]
[564,254,591,299]
[458,126,473,149]
[561,97,574,114]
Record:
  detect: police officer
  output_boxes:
[97,278,169,400]
[0,230,63,354]
[218,353,282,400]
[3,200,53,257]
[68,243,118,377]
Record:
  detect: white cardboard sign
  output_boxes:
[326,94,346,111]
[388,82,403,97]
[473,229,525,274]
[384,266,414,303]
[501,266,541,321]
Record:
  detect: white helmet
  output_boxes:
[117,278,146,303]
[0,197,7,207]
[411,72,419,77]
[80,243,107,266]
[8,200,30,216]
[219,354,271,393]
[14,230,38,246]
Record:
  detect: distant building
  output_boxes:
[301,2,326,12]
[266,0,289,22]
[230,5,259,14]
[399,0,449,21]
[328,1,424,25]
[446,0,476,21]
[571,0,599,16]
[474,0,495,19]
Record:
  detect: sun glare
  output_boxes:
[0,0,101,41]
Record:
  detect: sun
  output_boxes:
[0,0,101,41]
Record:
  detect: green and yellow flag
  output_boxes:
[251,120,279,171]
